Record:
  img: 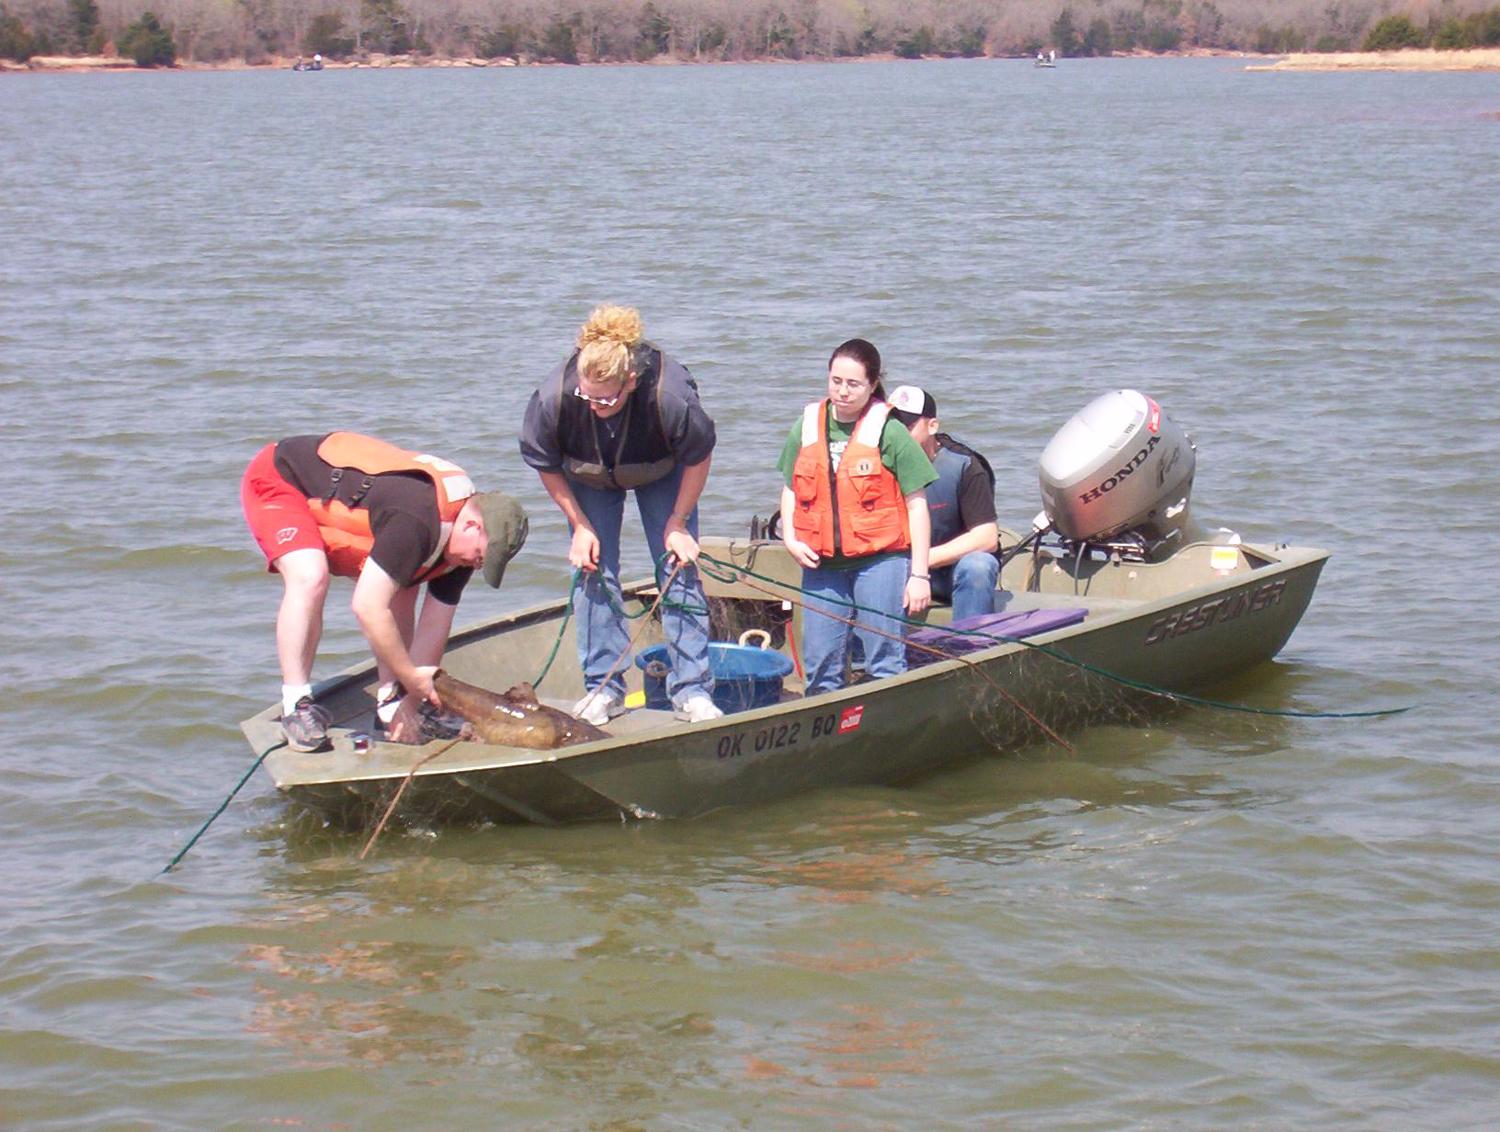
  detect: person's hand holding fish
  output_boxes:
[384,697,424,744]
[386,665,442,744]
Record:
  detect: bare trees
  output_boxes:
[6,0,1500,65]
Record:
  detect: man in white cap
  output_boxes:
[887,386,1001,622]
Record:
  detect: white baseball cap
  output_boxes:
[888,385,937,424]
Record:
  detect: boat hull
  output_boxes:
[242,537,1328,828]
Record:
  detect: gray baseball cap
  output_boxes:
[473,492,529,588]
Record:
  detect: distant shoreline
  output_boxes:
[7,46,1500,75]
[6,50,1229,74]
[1246,47,1500,71]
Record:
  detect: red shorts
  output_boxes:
[240,443,327,571]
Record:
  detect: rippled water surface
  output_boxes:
[3,59,1499,1129]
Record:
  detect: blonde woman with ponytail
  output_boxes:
[519,306,723,725]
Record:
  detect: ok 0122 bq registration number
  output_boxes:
[713,704,865,760]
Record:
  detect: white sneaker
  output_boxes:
[573,688,625,726]
[673,693,724,723]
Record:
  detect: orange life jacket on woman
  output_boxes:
[305,432,475,581]
[790,400,911,559]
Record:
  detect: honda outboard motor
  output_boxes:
[1037,390,1196,559]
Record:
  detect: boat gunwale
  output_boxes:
[248,539,1329,790]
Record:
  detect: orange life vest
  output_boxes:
[305,432,475,581]
[790,400,910,559]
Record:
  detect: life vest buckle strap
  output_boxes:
[347,475,375,507]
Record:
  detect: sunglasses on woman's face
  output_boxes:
[573,386,626,408]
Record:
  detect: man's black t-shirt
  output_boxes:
[274,434,471,604]
[942,435,998,535]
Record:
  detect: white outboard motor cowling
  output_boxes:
[1038,390,1196,551]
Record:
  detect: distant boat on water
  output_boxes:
[1035,49,1057,68]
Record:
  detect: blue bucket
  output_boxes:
[635,642,795,715]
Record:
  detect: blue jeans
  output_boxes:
[800,554,909,696]
[569,468,713,706]
[931,551,1000,623]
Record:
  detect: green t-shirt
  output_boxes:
[778,407,938,569]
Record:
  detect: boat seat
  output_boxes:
[906,607,1087,666]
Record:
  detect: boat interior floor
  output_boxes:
[997,589,1136,615]
[530,591,1124,739]
[317,591,1117,746]
[537,697,804,738]
[583,704,682,738]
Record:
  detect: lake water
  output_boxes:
[2,57,1498,1128]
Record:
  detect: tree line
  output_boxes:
[4,0,1500,66]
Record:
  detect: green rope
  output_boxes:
[166,554,709,872]
[167,567,579,873]
[161,739,286,873]
[698,551,1411,721]
[590,551,710,621]
[530,571,580,686]
[170,547,1404,873]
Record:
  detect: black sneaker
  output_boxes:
[282,696,332,752]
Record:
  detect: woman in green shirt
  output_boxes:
[777,339,936,694]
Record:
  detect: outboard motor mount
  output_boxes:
[1037,390,1196,558]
